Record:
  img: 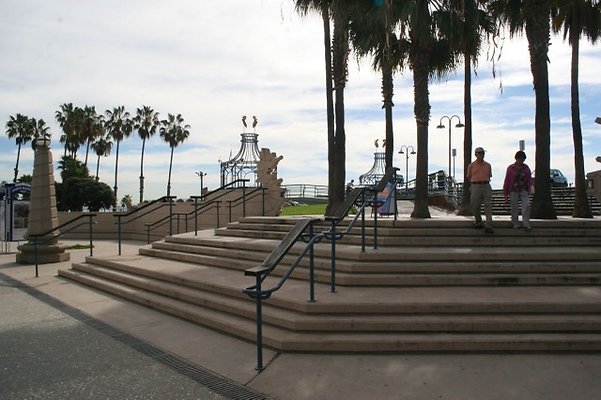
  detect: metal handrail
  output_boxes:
[243,217,321,371]
[114,196,175,255]
[226,187,266,222]
[242,168,399,371]
[144,200,222,243]
[27,213,96,277]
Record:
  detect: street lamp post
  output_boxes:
[195,171,207,196]
[398,145,416,193]
[452,148,457,179]
[436,115,464,181]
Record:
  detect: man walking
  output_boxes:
[467,147,494,233]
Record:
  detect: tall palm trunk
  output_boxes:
[113,140,121,208]
[140,138,147,203]
[526,0,556,219]
[167,147,174,198]
[322,2,336,216]
[13,144,22,182]
[411,50,432,219]
[382,60,394,169]
[84,141,90,167]
[458,53,473,215]
[95,155,101,181]
[569,35,592,218]
[330,3,349,214]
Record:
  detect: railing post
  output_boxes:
[146,225,150,244]
[169,198,173,236]
[373,193,379,250]
[88,214,94,257]
[361,194,366,253]
[117,215,122,256]
[309,222,316,303]
[228,201,233,223]
[330,220,337,293]
[194,197,199,236]
[254,276,264,372]
[242,181,247,217]
[34,236,39,278]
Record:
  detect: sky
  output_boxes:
[1,0,600,203]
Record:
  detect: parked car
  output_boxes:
[533,169,569,187]
[550,169,568,187]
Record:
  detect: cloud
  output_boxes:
[1,0,600,201]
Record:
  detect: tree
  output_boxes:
[80,106,105,167]
[31,118,51,144]
[160,113,191,199]
[396,0,459,218]
[5,113,34,182]
[491,0,556,219]
[55,103,83,158]
[295,0,350,215]
[437,0,495,215]
[90,136,113,181]
[58,155,90,182]
[349,0,403,170]
[105,105,133,207]
[552,0,600,218]
[133,105,160,203]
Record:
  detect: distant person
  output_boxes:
[346,179,355,196]
[503,150,534,231]
[467,147,494,233]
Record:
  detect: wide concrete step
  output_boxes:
[148,240,601,274]
[139,243,601,286]
[58,267,601,352]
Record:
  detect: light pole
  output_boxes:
[452,148,457,179]
[195,171,207,195]
[436,115,464,180]
[398,145,416,193]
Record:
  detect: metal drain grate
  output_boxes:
[1,272,270,400]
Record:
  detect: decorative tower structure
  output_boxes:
[359,139,387,186]
[17,136,70,264]
[220,116,262,187]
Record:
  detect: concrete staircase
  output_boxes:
[490,187,601,216]
[58,216,601,352]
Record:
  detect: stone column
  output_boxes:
[16,137,70,264]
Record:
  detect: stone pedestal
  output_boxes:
[16,137,70,264]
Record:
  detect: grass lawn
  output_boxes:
[281,203,327,216]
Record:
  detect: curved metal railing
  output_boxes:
[27,213,96,277]
[242,167,399,371]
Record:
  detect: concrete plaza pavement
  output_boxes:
[2,210,601,399]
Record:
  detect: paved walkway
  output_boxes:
[2,217,601,399]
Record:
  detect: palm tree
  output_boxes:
[133,105,160,203]
[437,0,495,215]
[55,103,83,158]
[80,106,105,167]
[31,118,51,143]
[552,0,600,218]
[349,0,403,170]
[295,0,351,214]
[90,136,113,181]
[395,0,459,218]
[5,113,34,182]
[105,105,133,207]
[490,0,556,219]
[160,113,191,199]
